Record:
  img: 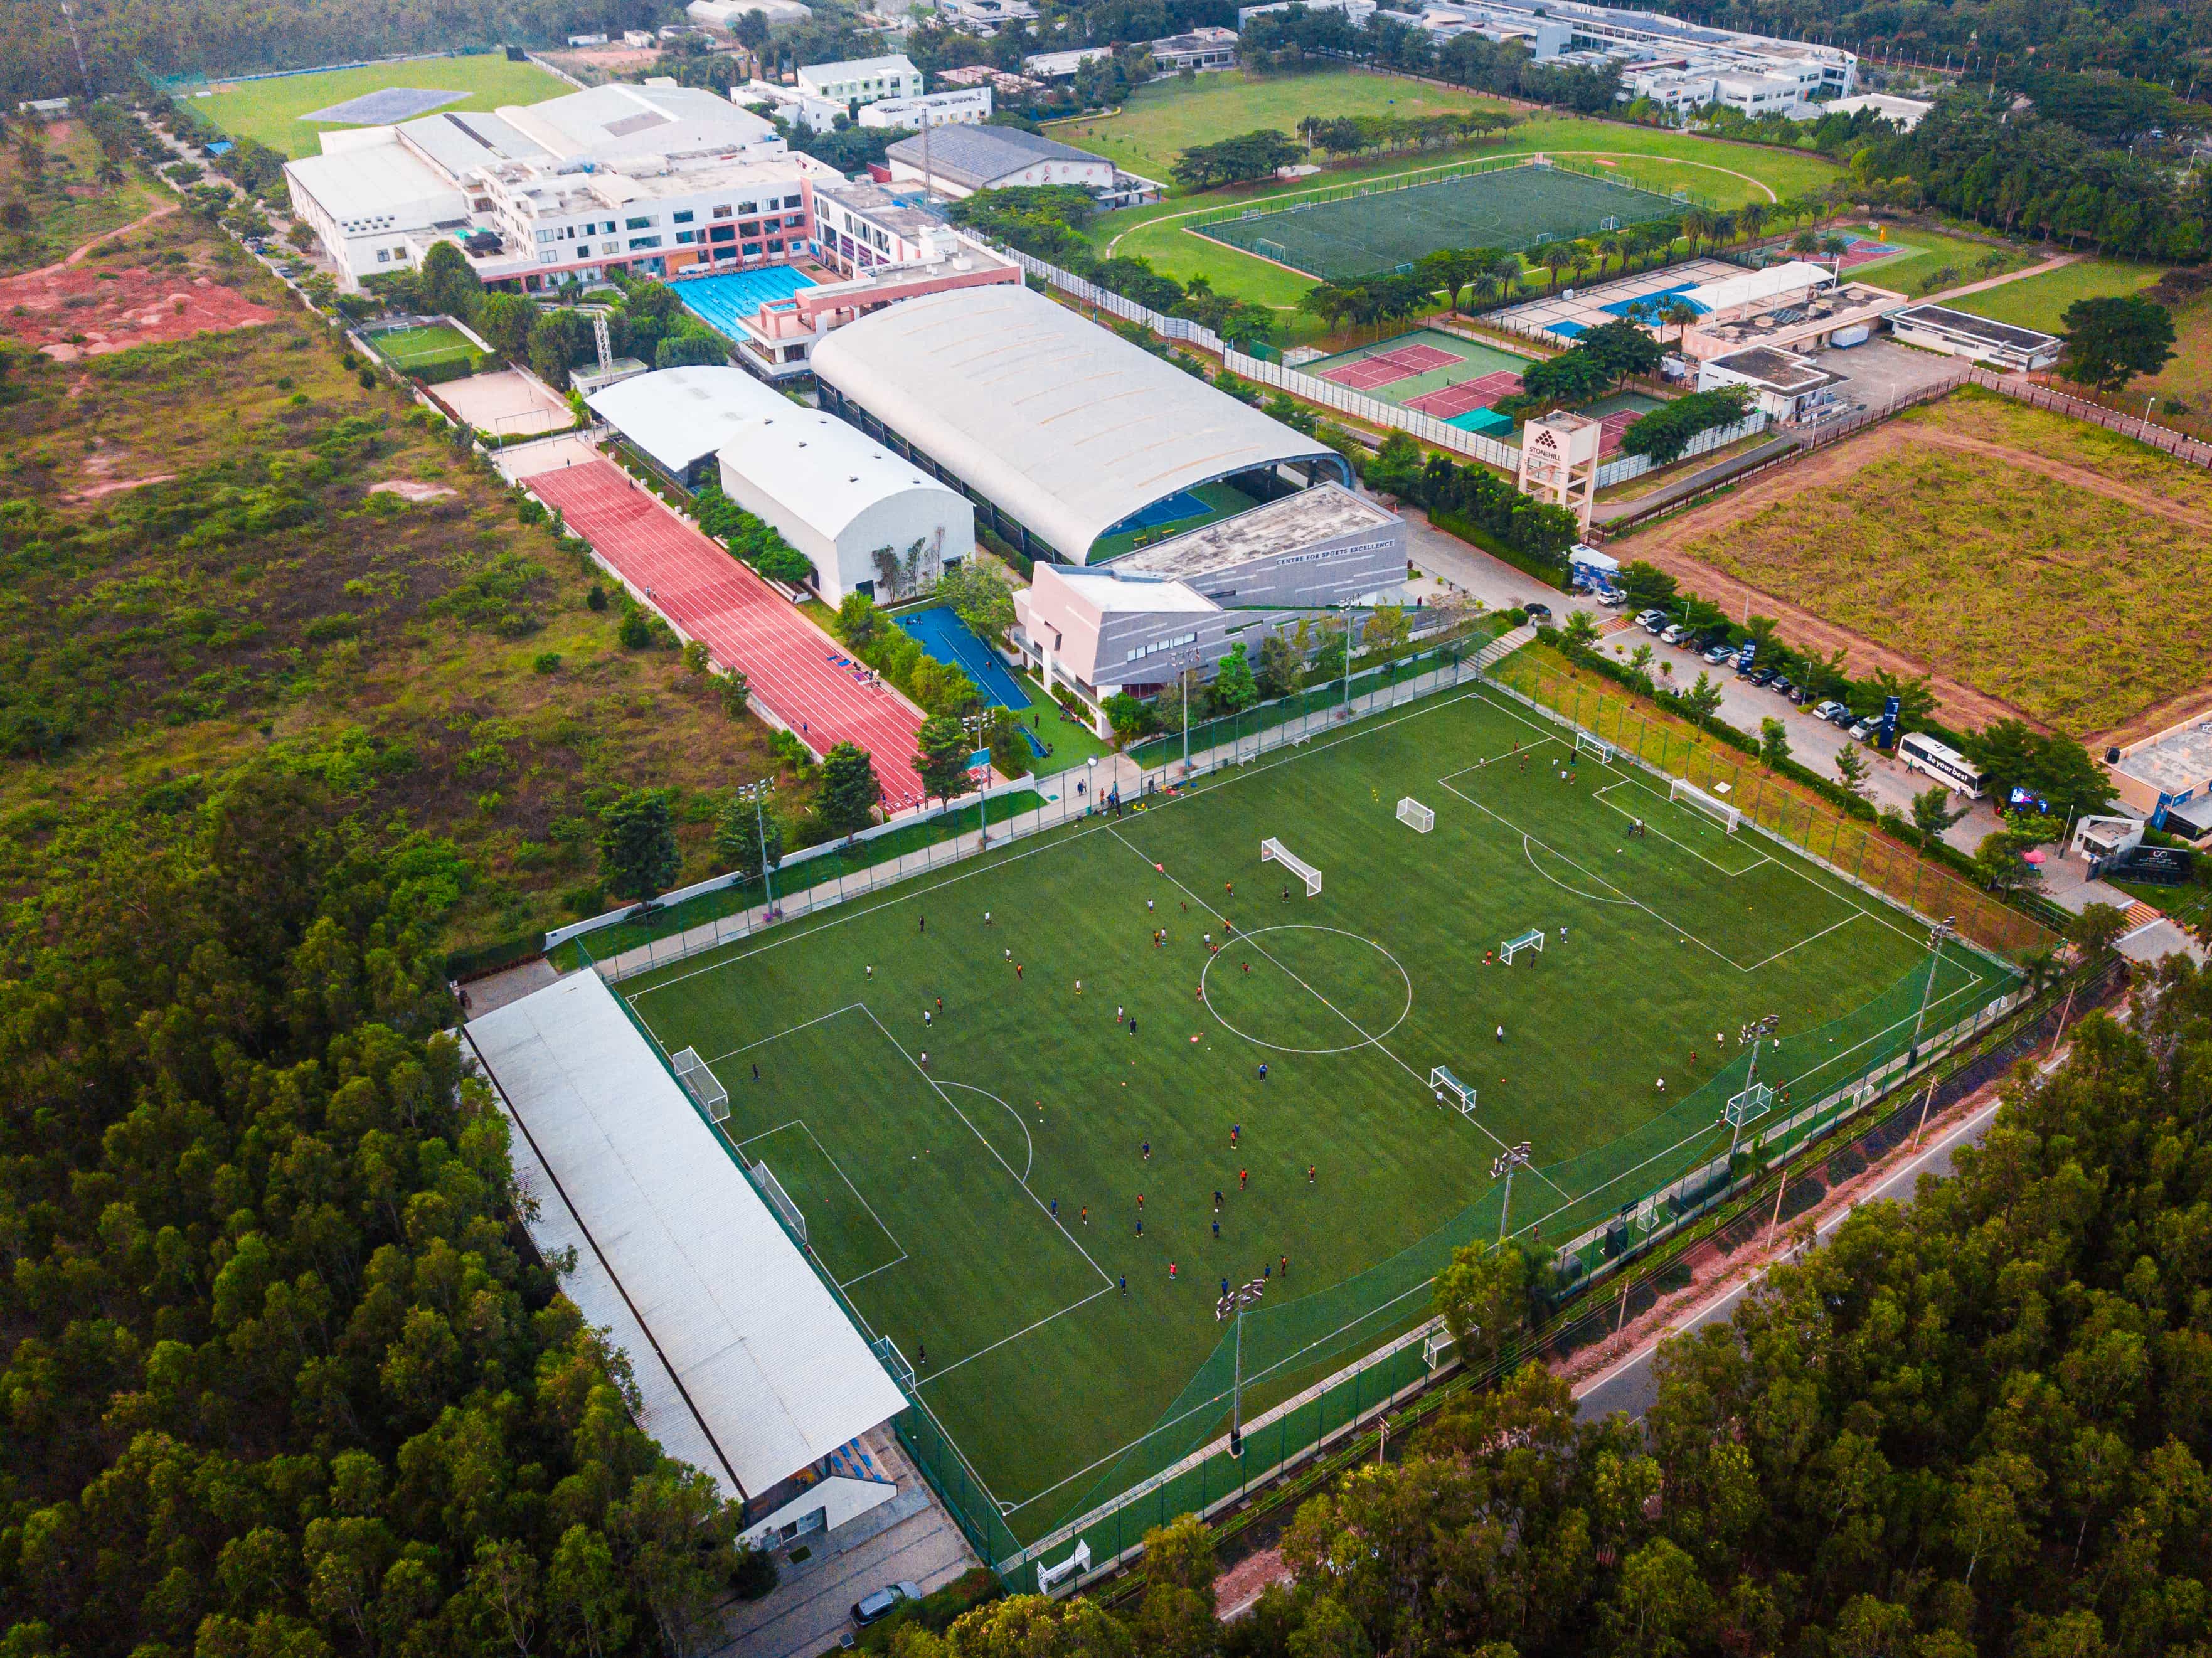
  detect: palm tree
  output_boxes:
[1739,201,1768,246]
[1538,242,1576,291]
[1710,210,1738,247]
[1566,238,1599,288]
[1681,207,1715,257]
[1790,228,1819,256]
[1819,232,1849,260]
[1594,229,1624,276]
[1661,299,1699,344]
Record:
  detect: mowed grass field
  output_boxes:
[1844,225,2036,299]
[1949,254,2165,334]
[1662,388,2212,738]
[1078,75,1841,311]
[621,676,2009,1542]
[196,54,571,157]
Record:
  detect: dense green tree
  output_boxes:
[817,740,881,836]
[1912,783,1970,844]
[473,290,537,358]
[1213,642,1258,713]
[2058,295,2178,392]
[1255,634,1300,702]
[715,791,784,880]
[597,788,680,901]
[418,238,481,321]
[913,714,977,806]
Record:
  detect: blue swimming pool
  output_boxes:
[896,605,1033,713]
[671,265,817,335]
[1602,282,1709,322]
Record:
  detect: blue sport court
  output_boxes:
[672,266,816,334]
[895,607,1045,756]
[1104,489,1210,537]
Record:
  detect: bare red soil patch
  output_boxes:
[0,259,279,358]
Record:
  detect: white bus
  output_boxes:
[1898,732,1984,799]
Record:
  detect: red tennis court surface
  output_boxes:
[528,459,929,811]
[1404,369,1523,418]
[1597,408,1644,455]
[1316,341,1465,390]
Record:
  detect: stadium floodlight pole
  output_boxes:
[1907,916,1957,1063]
[1337,600,1357,718]
[1491,1142,1533,1243]
[962,711,991,841]
[1216,1277,1267,1457]
[735,777,777,917]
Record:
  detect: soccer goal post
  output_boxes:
[1261,837,1322,896]
[670,1046,730,1124]
[746,1159,807,1245]
[1575,731,1615,765]
[1501,927,1545,963]
[1430,1064,1476,1116]
[1668,777,1743,833]
[1397,797,1434,834]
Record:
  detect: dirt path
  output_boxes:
[1622,425,2040,732]
[29,201,180,279]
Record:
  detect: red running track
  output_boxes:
[529,459,928,810]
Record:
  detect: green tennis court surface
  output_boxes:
[366,321,475,368]
[618,680,2013,1550]
[1199,159,1685,280]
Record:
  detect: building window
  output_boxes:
[783,194,802,209]
[625,215,655,230]
[673,210,694,223]
[535,229,554,244]
[740,221,761,237]
[376,250,391,263]
[767,238,784,253]
[709,225,735,243]
[629,236,661,250]
[713,205,733,218]
[742,242,762,256]
[675,230,696,244]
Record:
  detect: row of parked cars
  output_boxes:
[1631,610,1888,744]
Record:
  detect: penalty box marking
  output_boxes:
[733,1118,912,1290]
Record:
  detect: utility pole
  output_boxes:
[1492,1142,1533,1243]
[736,777,778,917]
[1338,600,1357,718]
[962,711,991,842]
[1907,916,1956,1064]
[1216,1276,1267,1457]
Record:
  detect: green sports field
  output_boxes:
[196,54,571,158]
[366,321,476,368]
[618,678,2012,1551]
[1199,160,1686,280]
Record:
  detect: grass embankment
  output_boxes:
[0,206,782,962]
[1663,388,2212,736]
[198,53,571,158]
[1948,255,2165,334]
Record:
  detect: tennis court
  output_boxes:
[1196,159,1686,281]
[1302,329,1529,422]
[1580,390,1662,455]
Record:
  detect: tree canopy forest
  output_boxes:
[0,0,664,105]
[0,768,750,1657]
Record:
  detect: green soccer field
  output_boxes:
[1198,161,1684,280]
[367,322,475,367]
[618,679,2013,1550]
[196,54,572,159]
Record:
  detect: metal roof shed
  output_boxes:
[465,971,906,1502]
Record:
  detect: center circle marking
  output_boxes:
[1199,924,1413,1055]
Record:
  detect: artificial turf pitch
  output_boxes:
[368,322,475,368]
[619,679,2012,1544]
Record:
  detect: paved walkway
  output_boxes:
[1921,250,2079,307]
[1591,435,1798,524]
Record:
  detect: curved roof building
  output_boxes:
[808,284,1352,564]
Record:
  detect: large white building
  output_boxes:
[883,124,1152,204]
[858,86,994,129]
[795,53,924,106]
[284,81,838,292]
[587,366,976,603]
[811,283,1358,566]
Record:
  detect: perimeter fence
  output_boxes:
[580,632,2057,1590]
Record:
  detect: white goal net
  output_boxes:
[671,1046,730,1124]
[1669,777,1742,833]
[1430,1064,1476,1116]
[1397,797,1434,834]
[1575,731,1615,765]
[1501,927,1545,964]
[1261,837,1322,895]
[747,1159,807,1245]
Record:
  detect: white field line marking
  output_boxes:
[1587,775,1773,879]
[705,1002,862,1065]
[1521,834,1637,905]
[1106,824,1573,1203]
[858,1005,1116,1288]
[917,1284,1119,1387]
[733,1117,912,1287]
[939,1080,1035,1185]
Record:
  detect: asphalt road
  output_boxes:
[1571,1084,2007,1422]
